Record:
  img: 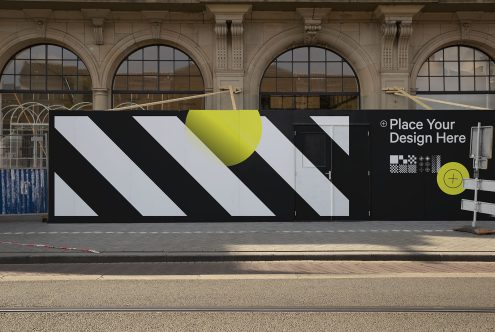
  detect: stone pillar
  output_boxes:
[93,88,109,110]
[207,4,251,109]
[375,5,423,109]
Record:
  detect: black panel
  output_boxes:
[302,133,327,167]
[369,110,494,220]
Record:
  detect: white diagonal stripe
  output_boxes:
[310,116,349,155]
[257,117,349,216]
[134,116,274,217]
[55,116,185,216]
[54,173,97,216]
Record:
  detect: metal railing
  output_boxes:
[0,101,93,170]
[0,132,48,169]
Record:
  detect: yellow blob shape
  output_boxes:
[437,162,470,195]
[185,110,262,166]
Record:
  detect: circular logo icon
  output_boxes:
[437,162,469,195]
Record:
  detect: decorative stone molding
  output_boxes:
[375,5,423,72]
[207,4,251,71]
[460,22,471,40]
[36,19,48,35]
[81,9,110,45]
[151,21,162,40]
[456,12,482,40]
[231,22,244,70]
[214,22,228,70]
[91,18,105,45]
[142,11,169,40]
[22,9,52,35]
[398,21,413,71]
[296,8,331,44]
[380,21,397,71]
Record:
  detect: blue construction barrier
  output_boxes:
[0,169,47,214]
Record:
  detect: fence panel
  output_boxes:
[0,168,48,214]
[0,132,48,214]
[0,133,48,169]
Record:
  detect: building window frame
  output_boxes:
[0,44,92,96]
[415,45,495,94]
[111,45,205,110]
[259,46,360,110]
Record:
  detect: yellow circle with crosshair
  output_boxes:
[437,162,470,195]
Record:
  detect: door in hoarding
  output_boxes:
[295,123,370,220]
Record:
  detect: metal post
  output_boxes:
[228,85,237,110]
[109,88,241,111]
[45,131,49,222]
[383,87,490,110]
[390,88,433,110]
[473,122,482,228]
[33,136,38,168]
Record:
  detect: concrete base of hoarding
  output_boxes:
[0,214,46,222]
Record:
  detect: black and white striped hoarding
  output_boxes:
[49,110,495,222]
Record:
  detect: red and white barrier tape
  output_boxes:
[0,241,99,254]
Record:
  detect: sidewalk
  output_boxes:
[0,219,493,263]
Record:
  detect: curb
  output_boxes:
[1,252,495,264]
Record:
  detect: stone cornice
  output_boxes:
[374,5,424,23]
[206,4,252,23]
[22,9,52,19]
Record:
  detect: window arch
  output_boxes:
[112,45,205,110]
[0,44,92,108]
[416,45,495,109]
[259,46,359,110]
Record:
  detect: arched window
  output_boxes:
[0,44,92,108]
[112,45,205,110]
[260,46,359,110]
[416,45,495,109]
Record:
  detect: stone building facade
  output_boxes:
[0,1,494,111]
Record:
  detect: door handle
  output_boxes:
[324,171,332,180]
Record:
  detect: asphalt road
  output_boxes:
[2,312,495,332]
[1,262,494,331]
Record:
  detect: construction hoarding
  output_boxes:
[49,110,495,222]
